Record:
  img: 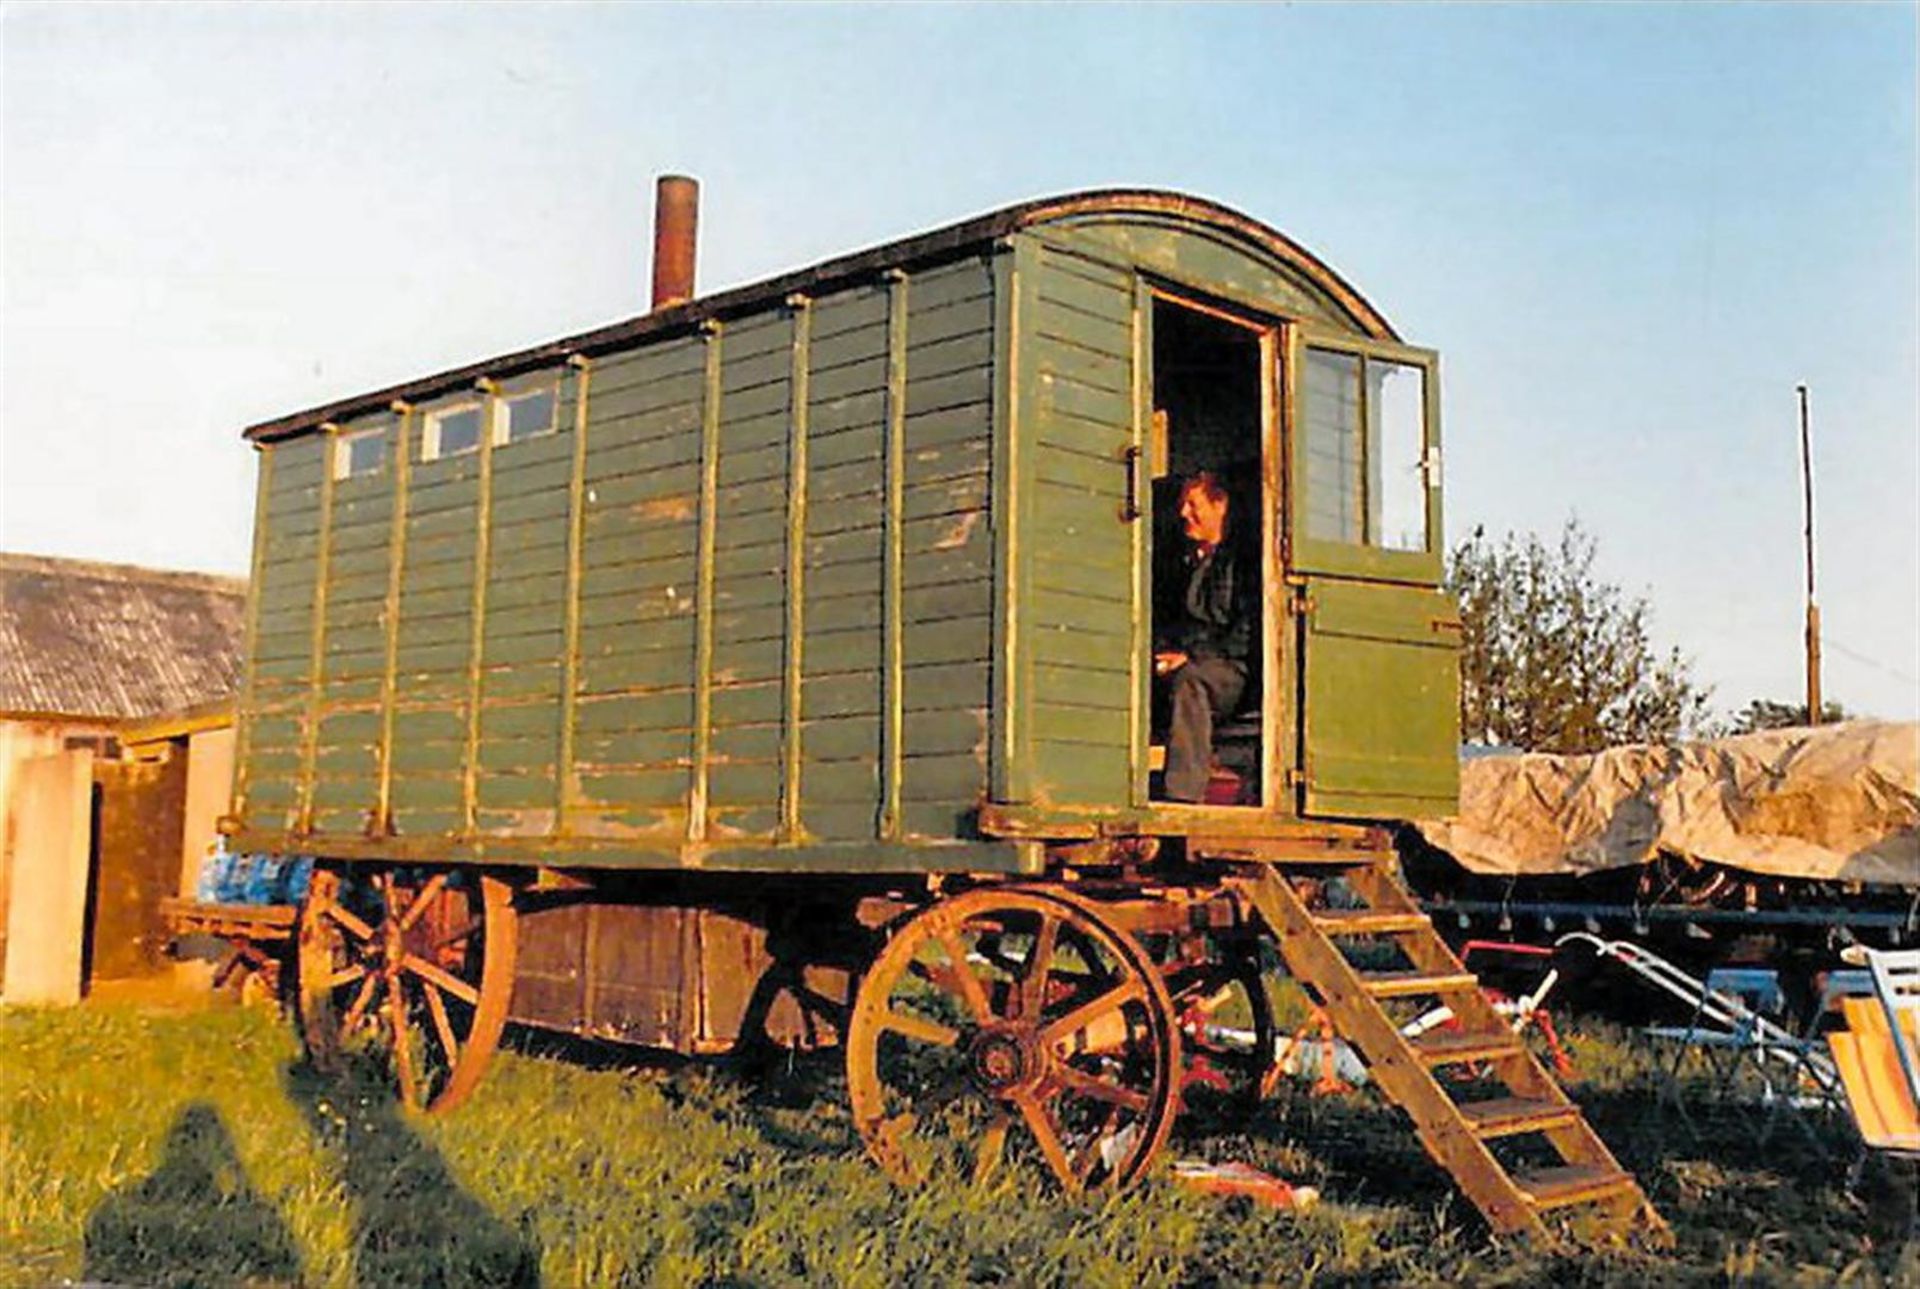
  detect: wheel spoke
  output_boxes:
[423,979,460,1067]
[1052,1061,1149,1113]
[1069,1106,1124,1183]
[935,927,993,1023]
[341,972,382,1035]
[1019,914,1058,1022]
[327,962,368,989]
[1012,1090,1079,1194]
[972,1112,1011,1186]
[324,902,376,943]
[881,1007,959,1048]
[398,873,448,932]
[1041,977,1146,1049]
[427,917,483,954]
[402,953,479,1006]
[390,977,419,1111]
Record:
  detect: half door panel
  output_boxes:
[1300,577,1459,819]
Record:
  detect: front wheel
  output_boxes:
[296,864,518,1113]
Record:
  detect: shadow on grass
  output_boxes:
[283,1057,540,1288]
[84,1102,303,1288]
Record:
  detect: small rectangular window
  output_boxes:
[1300,343,1431,552]
[333,427,386,480]
[424,404,483,460]
[497,387,557,444]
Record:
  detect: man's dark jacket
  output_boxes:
[1156,535,1254,665]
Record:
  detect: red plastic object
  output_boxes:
[1171,1160,1320,1209]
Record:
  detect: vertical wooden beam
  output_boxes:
[374,402,414,835]
[230,442,275,822]
[557,355,593,833]
[296,426,339,834]
[1259,330,1281,812]
[689,322,724,843]
[1128,277,1151,807]
[780,296,813,843]
[461,381,500,836]
[988,242,1032,803]
[879,271,909,841]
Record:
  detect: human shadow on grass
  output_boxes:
[84,1102,303,1288]
[283,1056,540,1288]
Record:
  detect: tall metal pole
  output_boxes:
[1797,383,1822,724]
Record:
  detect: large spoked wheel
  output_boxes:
[846,886,1181,1194]
[296,864,519,1114]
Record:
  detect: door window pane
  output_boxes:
[1299,343,1431,554]
[1370,360,1428,551]
[1302,347,1363,543]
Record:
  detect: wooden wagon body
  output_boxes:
[232,188,1456,876]
[229,188,1658,1239]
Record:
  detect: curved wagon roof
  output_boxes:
[244,188,1397,444]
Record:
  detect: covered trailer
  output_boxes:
[229,184,1654,1239]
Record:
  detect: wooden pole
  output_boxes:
[1797,383,1822,725]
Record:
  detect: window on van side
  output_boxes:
[423,403,484,461]
[333,427,386,480]
[496,387,557,445]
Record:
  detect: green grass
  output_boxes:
[2,1000,1915,1287]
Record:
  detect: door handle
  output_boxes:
[1120,445,1142,522]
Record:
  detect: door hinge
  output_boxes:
[1287,593,1315,618]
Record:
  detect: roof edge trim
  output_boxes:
[244,188,1397,443]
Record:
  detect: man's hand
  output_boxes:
[1153,650,1189,677]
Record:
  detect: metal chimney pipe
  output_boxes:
[651,174,699,310]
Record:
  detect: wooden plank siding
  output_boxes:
[235,254,1003,869]
[227,193,1448,869]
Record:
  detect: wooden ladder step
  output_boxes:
[1411,1030,1526,1066]
[1310,909,1429,936]
[1361,970,1479,998]
[1457,1097,1582,1138]
[1512,1163,1638,1211]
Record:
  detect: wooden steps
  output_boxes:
[1412,1031,1527,1067]
[1457,1096,1582,1138]
[1231,856,1664,1243]
[1361,969,1479,998]
[1515,1163,1639,1211]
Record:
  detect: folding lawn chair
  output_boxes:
[1828,948,1920,1160]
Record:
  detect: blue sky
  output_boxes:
[3,3,1915,719]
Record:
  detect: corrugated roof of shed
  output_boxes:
[0,552,247,721]
[244,188,1397,444]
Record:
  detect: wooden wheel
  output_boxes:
[846,886,1181,1194]
[296,864,518,1113]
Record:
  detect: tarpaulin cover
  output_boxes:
[1415,720,1920,886]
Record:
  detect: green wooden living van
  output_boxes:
[213,190,1678,1240]
[229,188,1458,878]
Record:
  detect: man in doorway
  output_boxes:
[1154,471,1254,802]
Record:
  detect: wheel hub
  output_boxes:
[967,1027,1039,1095]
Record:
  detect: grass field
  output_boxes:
[2,998,1915,1288]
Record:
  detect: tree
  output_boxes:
[1446,518,1711,754]
[1730,697,1849,733]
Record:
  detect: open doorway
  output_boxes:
[1148,296,1268,806]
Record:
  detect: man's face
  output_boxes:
[1179,483,1228,548]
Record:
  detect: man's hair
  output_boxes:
[1180,470,1229,507]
